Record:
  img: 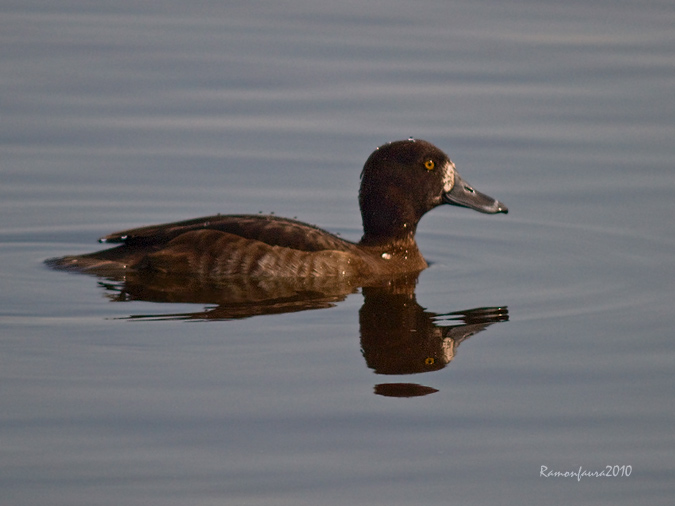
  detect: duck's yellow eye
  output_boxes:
[424,160,435,171]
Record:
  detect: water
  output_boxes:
[2,1,674,504]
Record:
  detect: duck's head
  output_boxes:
[359,139,508,244]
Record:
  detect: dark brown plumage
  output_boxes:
[47,139,507,280]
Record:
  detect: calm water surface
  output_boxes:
[2,1,674,505]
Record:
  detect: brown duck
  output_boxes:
[48,139,508,280]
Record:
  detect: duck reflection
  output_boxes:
[59,269,508,396]
[359,278,507,397]
[360,284,507,373]
[97,270,359,319]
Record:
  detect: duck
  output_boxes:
[48,139,508,280]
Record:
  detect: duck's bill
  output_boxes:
[442,174,508,214]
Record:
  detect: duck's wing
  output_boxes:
[99,214,353,252]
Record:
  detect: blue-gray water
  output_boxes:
[2,1,674,505]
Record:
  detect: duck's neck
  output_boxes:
[358,176,428,247]
[359,204,420,247]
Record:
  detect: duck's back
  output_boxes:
[50,214,368,279]
[100,214,352,252]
